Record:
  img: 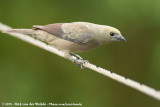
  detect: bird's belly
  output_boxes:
[49,38,98,53]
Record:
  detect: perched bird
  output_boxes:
[4,22,126,68]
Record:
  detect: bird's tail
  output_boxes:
[3,29,34,35]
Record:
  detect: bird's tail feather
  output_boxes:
[3,29,34,35]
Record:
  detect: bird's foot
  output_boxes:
[69,52,88,69]
[73,59,89,69]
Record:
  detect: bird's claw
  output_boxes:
[69,52,88,69]
[72,59,88,69]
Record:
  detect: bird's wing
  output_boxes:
[33,23,93,44]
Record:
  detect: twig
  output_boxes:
[0,22,160,100]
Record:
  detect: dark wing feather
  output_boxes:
[63,33,92,44]
[33,23,93,44]
[33,23,63,36]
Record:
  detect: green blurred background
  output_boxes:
[0,0,160,107]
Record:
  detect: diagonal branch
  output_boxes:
[0,22,160,100]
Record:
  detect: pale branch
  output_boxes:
[0,22,160,100]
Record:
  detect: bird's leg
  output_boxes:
[70,52,83,60]
[69,52,88,69]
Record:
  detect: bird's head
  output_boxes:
[103,26,126,43]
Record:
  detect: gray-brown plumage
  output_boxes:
[4,22,126,68]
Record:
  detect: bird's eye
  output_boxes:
[110,32,115,36]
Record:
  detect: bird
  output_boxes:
[4,22,126,69]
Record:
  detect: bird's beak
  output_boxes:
[118,35,126,42]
